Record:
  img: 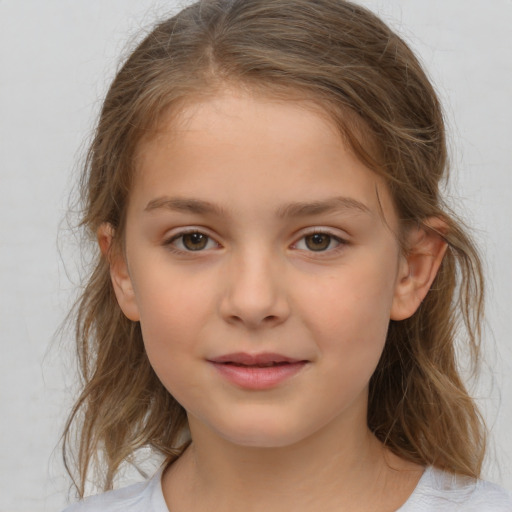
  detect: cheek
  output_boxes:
[296,254,398,359]
[139,297,202,347]
[131,266,213,373]
[137,296,206,408]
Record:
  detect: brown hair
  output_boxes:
[63,0,486,496]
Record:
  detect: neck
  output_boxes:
[162,408,422,512]
[191,420,378,497]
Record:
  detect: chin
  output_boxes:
[210,413,314,449]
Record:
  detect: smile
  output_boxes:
[208,352,309,390]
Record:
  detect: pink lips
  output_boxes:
[208,352,308,390]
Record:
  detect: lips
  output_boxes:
[207,352,308,389]
[209,352,304,366]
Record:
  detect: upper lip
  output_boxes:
[208,352,305,365]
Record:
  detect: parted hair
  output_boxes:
[63,0,486,496]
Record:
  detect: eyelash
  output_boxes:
[292,230,346,253]
[165,230,220,253]
[164,229,348,255]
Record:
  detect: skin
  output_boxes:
[102,88,446,512]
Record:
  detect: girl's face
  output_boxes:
[111,88,413,448]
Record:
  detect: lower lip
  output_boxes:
[210,362,307,390]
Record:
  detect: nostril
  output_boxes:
[220,284,291,328]
[227,314,279,327]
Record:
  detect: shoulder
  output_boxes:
[400,467,512,512]
[470,479,512,510]
[61,469,168,512]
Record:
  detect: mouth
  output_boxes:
[222,361,295,368]
[208,352,306,366]
[207,353,308,389]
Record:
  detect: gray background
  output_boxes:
[1,1,511,510]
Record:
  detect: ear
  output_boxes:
[97,223,140,322]
[390,218,448,321]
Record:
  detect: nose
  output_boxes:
[219,248,290,329]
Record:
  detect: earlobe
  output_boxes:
[390,218,448,321]
[97,223,140,322]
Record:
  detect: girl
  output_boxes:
[62,0,512,510]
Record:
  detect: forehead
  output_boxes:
[143,87,344,154]
[132,88,396,226]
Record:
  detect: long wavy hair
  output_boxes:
[63,0,486,496]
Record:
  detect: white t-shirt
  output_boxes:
[63,465,512,511]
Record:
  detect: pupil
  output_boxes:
[183,233,207,250]
[306,234,330,251]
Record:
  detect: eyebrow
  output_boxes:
[144,196,371,218]
[275,196,371,218]
[145,197,228,216]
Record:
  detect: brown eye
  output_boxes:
[182,232,209,251]
[167,230,219,253]
[304,233,332,251]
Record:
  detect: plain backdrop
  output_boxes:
[1,1,511,510]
